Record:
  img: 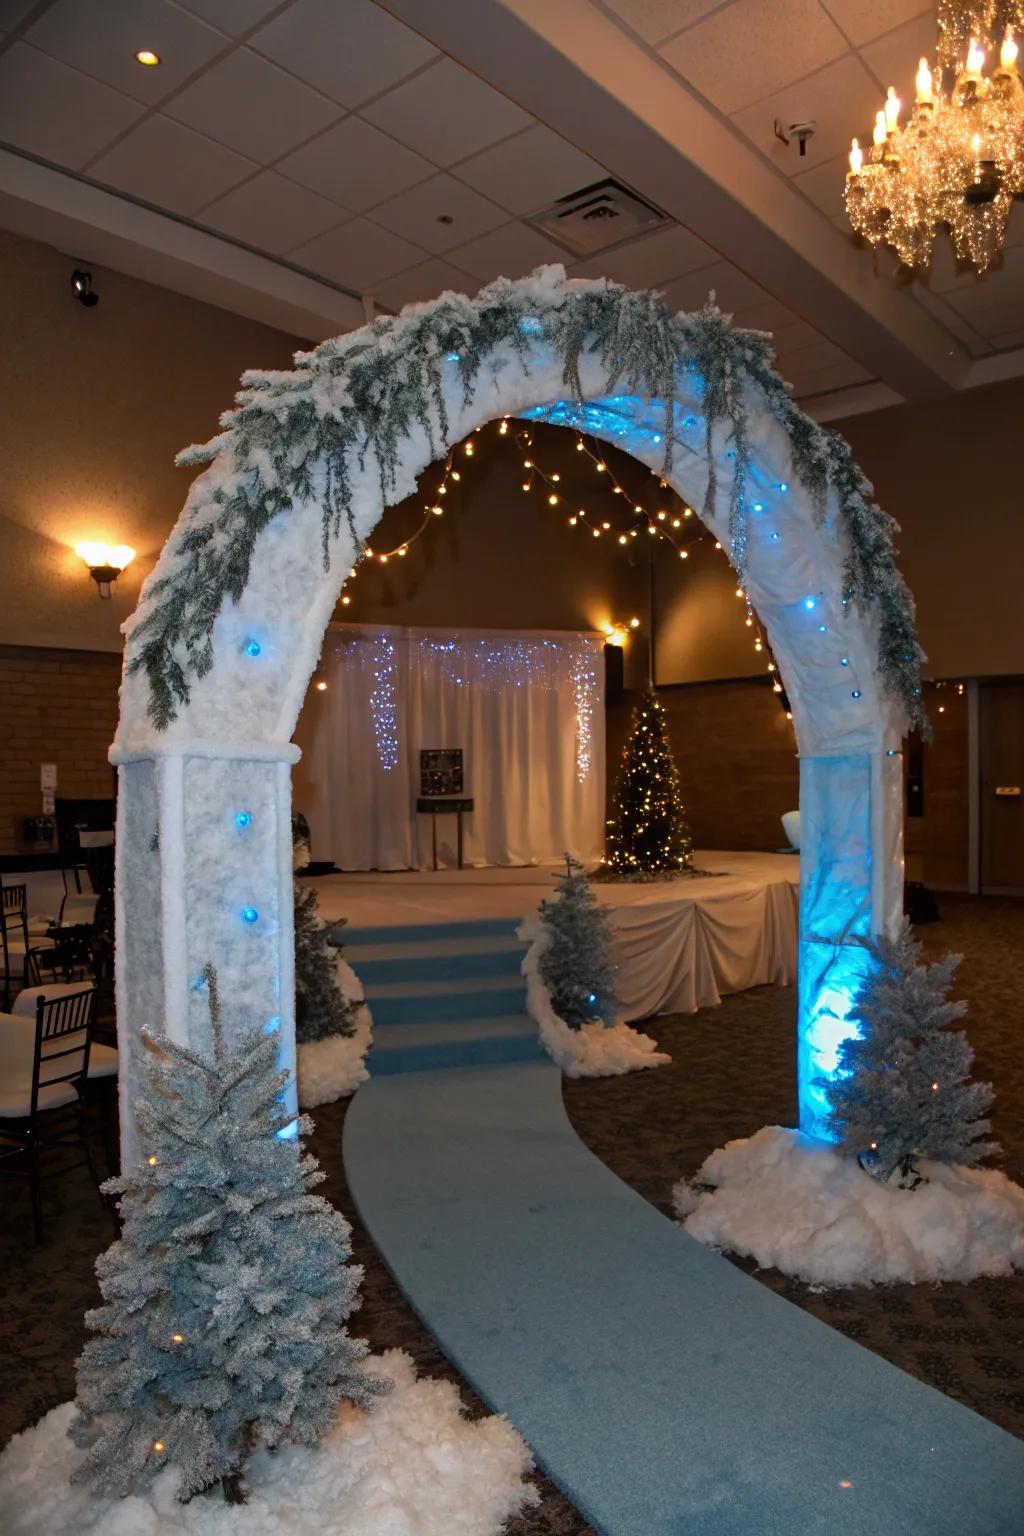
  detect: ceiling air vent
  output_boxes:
[529,178,670,255]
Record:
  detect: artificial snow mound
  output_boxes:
[0,1351,536,1535]
[674,1125,1024,1288]
[297,956,372,1108]
[519,917,670,1078]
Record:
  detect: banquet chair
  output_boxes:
[0,986,103,1243]
[0,883,43,1011]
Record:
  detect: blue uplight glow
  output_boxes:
[276,1119,299,1141]
[245,639,261,658]
[800,944,871,1140]
[519,315,543,336]
[445,350,462,362]
[803,597,816,611]
[241,906,259,924]
[235,810,252,828]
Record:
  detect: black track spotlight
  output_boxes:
[71,268,99,307]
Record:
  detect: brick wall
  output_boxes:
[0,645,121,853]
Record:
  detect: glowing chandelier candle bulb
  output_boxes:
[872,109,888,147]
[1001,26,1018,70]
[966,35,985,77]
[915,56,934,104]
[884,86,901,132]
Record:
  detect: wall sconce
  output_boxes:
[602,616,640,647]
[76,542,135,599]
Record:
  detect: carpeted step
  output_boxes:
[365,973,526,1026]
[370,1017,542,1075]
[350,934,524,986]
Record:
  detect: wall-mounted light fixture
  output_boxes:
[71,269,98,307]
[75,542,135,599]
[602,616,640,647]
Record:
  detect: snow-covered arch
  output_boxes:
[112,267,922,1159]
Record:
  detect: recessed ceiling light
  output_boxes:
[135,49,161,66]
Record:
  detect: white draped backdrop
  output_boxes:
[297,624,606,871]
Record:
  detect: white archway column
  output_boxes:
[797,746,903,1137]
[112,742,299,1165]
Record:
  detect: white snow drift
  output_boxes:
[0,1350,536,1536]
[296,956,372,1108]
[674,1125,1024,1288]
[519,917,670,1078]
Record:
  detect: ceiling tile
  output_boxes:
[0,1,40,27]
[792,154,847,218]
[445,221,569,282]
[279,115,433,211]
[600,1,724,44]
[199,169,346,253]
[290,216,426,289]
[176,0,285,34]
[731,53,880,175]
[250,0,437,107]
[371,174,508,255]
[662,259,769,313]
[787,357,873,395]
[26,0,228,104]
[166,46,339,162]
[731,297,803,331]
[595,222,716,287]
[0,42,143,169]
[989,326,1024,349]
[374,257,477,312]
[774,337,849,372]
[454,124,605,215]
[90,114,257,216]
[660,0,848,115]
[858,10,936,94]
[362,56,533,167]
[821,0,928,47]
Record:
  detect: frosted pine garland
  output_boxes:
[821,924,997,1187]
[125,269,925,732]
[70,968,384,1504]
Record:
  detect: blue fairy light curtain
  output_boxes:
[295,624,605,871]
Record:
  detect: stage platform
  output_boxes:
[309,851,799,1021]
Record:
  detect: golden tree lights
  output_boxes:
[844,2,1024,272]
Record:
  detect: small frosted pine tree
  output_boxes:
[71,966,385,1504]
[539,855,618,1028]
[295,882,357,1043]
[822,923,997,1188]
[602,689,692,878]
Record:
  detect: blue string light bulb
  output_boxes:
[235,811,252,829]
[244,639,261,658]
[241,906,259,924]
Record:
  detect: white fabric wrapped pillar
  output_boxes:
[797,748,904,1139]
[113,742,299,1164]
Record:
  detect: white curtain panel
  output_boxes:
[300,624,606,871]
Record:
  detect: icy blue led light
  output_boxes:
[841,657,850,667]
[769,531,780,542]
[886,749,899,757]
[818,624,827,633]
[803,597,816,610]
[587,993,597,1006]
[235,810,252,828]
[683,414,698,429]
[851,690,862,700]
[519,315,543,336]
[191,974,206,991]
[245,639,261,657]
[752,502,763,512]
[275,1119,299,1140]
[445,350,462,362]
[778,481,788,492]
[241,906,259,924]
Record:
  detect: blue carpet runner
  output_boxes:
[343,921,1024,1535]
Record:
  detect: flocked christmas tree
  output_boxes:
[539,854,618,1028]
[602,689,693,878]
[70,966,384,1504]
[295,882,357,1044]
[823,923,997,1188]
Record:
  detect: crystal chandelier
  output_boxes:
[844,1,1024,273]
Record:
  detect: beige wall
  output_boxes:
[0,229,304,653]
